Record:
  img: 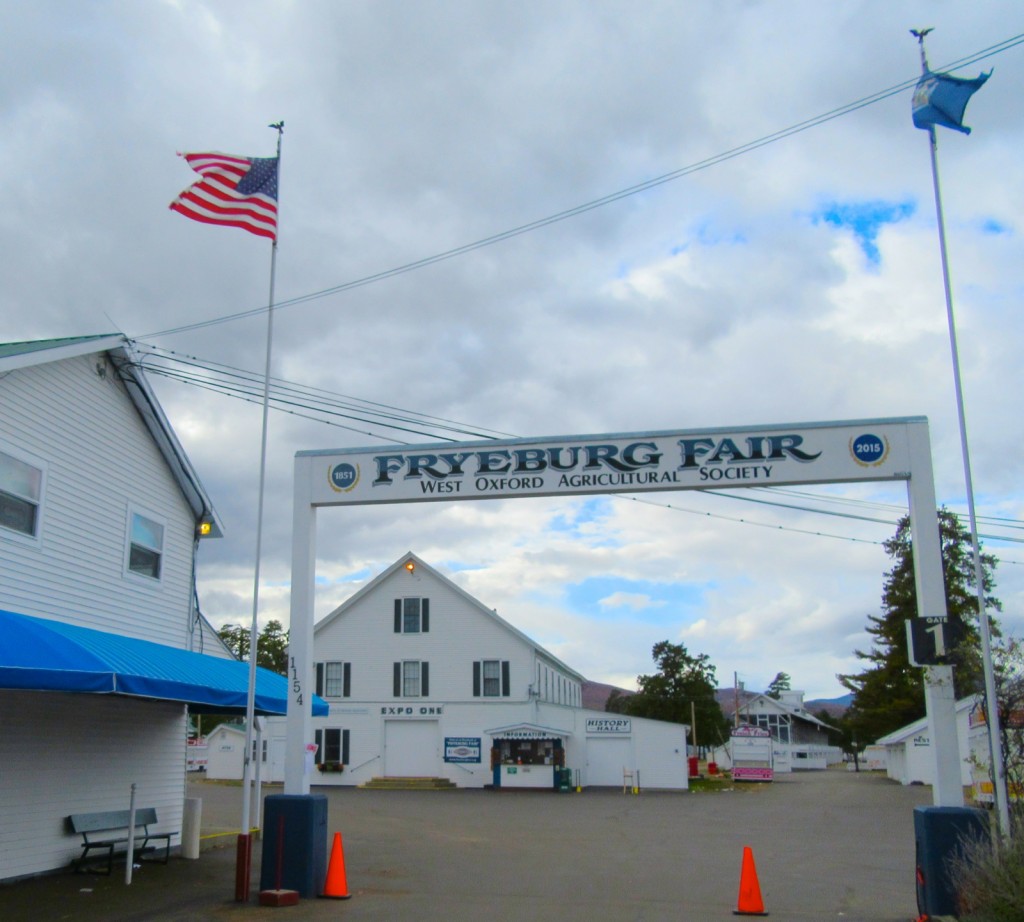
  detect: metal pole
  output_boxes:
[237,122,284,901]
[915,31,1010,838]
[125,783,137,885]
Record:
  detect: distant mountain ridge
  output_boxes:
[803,694,853,718]
[583,680,852,717]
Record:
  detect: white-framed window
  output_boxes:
[393,597,429,634]
[394,660,429,697]
[483,660,501,697]
[752,712,791,744]
[314,728,350,765]
[0,447,44,540]
[473,659,510,697]
[127,508,164,580]
[315,661,351,698]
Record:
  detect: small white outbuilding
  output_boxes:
[875,696,977,787]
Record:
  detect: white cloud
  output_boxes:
[4,1,1023,702]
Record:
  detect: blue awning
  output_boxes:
[0,609,327,716]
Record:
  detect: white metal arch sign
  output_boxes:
[284,416,962,806]
[305,419,911,505]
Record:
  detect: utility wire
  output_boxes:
[129,345,1024,555]
[142,35,1024,341]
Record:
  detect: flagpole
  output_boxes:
[237,121,285,901]
[914,31,1010,840]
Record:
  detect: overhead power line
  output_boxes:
[131,343,1024,556]
[143,34,1024,341]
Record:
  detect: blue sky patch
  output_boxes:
[328,567,370,584]
[814,200,914,265]
[439,559,483,574]
[980,217,1010,235]
[561,575,709,622]
[547,498,617,543]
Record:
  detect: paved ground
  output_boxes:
[2,769,936,921]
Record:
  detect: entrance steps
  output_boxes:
[358,776,457,791]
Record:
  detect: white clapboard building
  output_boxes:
[284,552,690,791]
[875,695,978,788]
[720,690,843,772]
[0,335,319,881]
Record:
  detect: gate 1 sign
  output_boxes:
[907,618,955,666]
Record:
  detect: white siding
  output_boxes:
[256,555,686,792]
[0,354,196,646]
[205,726,246,780]
[192,615,236,660]
[316,565,534,704]
[0,691,186,880]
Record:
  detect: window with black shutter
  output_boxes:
[316,728,348,764]
[395,661,427,697]
[394,597,429,633]
[315,661,351,698]
[474,660,510,697]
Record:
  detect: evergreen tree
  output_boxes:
[839,508,999,745]
[613,640,730,746]
[766,671,792,700]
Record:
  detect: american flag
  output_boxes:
[169,152,278,240]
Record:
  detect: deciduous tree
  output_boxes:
[608,640,729,746]
[217,619,289,675]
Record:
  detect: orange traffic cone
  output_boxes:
[322,831,351,900]
[734,846,768,916]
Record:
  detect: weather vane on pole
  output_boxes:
[907,27,1007,840]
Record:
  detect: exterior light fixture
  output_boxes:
[197,521,212,537]
[404,560,415,573]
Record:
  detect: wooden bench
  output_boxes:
[67,808,175,874]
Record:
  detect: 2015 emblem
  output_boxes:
[850,434,889,467]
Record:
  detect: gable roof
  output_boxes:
[727,691,837,731]
[317,552,585,681]
[875,695,980,746]
[0,335,222,538]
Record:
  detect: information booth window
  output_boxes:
[493,738,564,767]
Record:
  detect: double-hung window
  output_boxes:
[0,449,43,539]
[394,660,429,697]
[473,659,510,697]
[394,597,429,633]
[315,661,351,698]
[314,728,350,765]
[128,510,164,579]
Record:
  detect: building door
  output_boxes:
[384,720,439,776]
[585,737,633,786]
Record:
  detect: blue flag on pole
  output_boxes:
[912,69,991,134]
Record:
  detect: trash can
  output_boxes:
[913,805,989,918]
[688,756,699,778]
[260,794,329,898]
[708,761,718,775]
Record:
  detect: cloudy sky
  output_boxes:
[5,1,1024,700]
